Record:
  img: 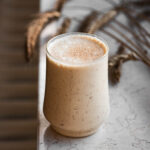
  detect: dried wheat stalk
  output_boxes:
[26,11,60,60]
[54,0,68,12]
[109,45,137,84]
[56,17,71,34]
[87,10,117,34]
[26,0,69,60]
[77,11,99,32]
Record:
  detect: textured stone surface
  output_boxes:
[39,0,150,149]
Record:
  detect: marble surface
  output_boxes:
[39,0,150,149]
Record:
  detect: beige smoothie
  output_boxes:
[44,33,109,137]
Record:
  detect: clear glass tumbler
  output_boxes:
[43,32,110,137]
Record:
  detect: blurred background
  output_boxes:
[0,0,39,149]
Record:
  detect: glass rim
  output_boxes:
[46,32,109,67]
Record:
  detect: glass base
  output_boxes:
[51,125,99,138]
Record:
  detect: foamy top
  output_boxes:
[47,34,107,65]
